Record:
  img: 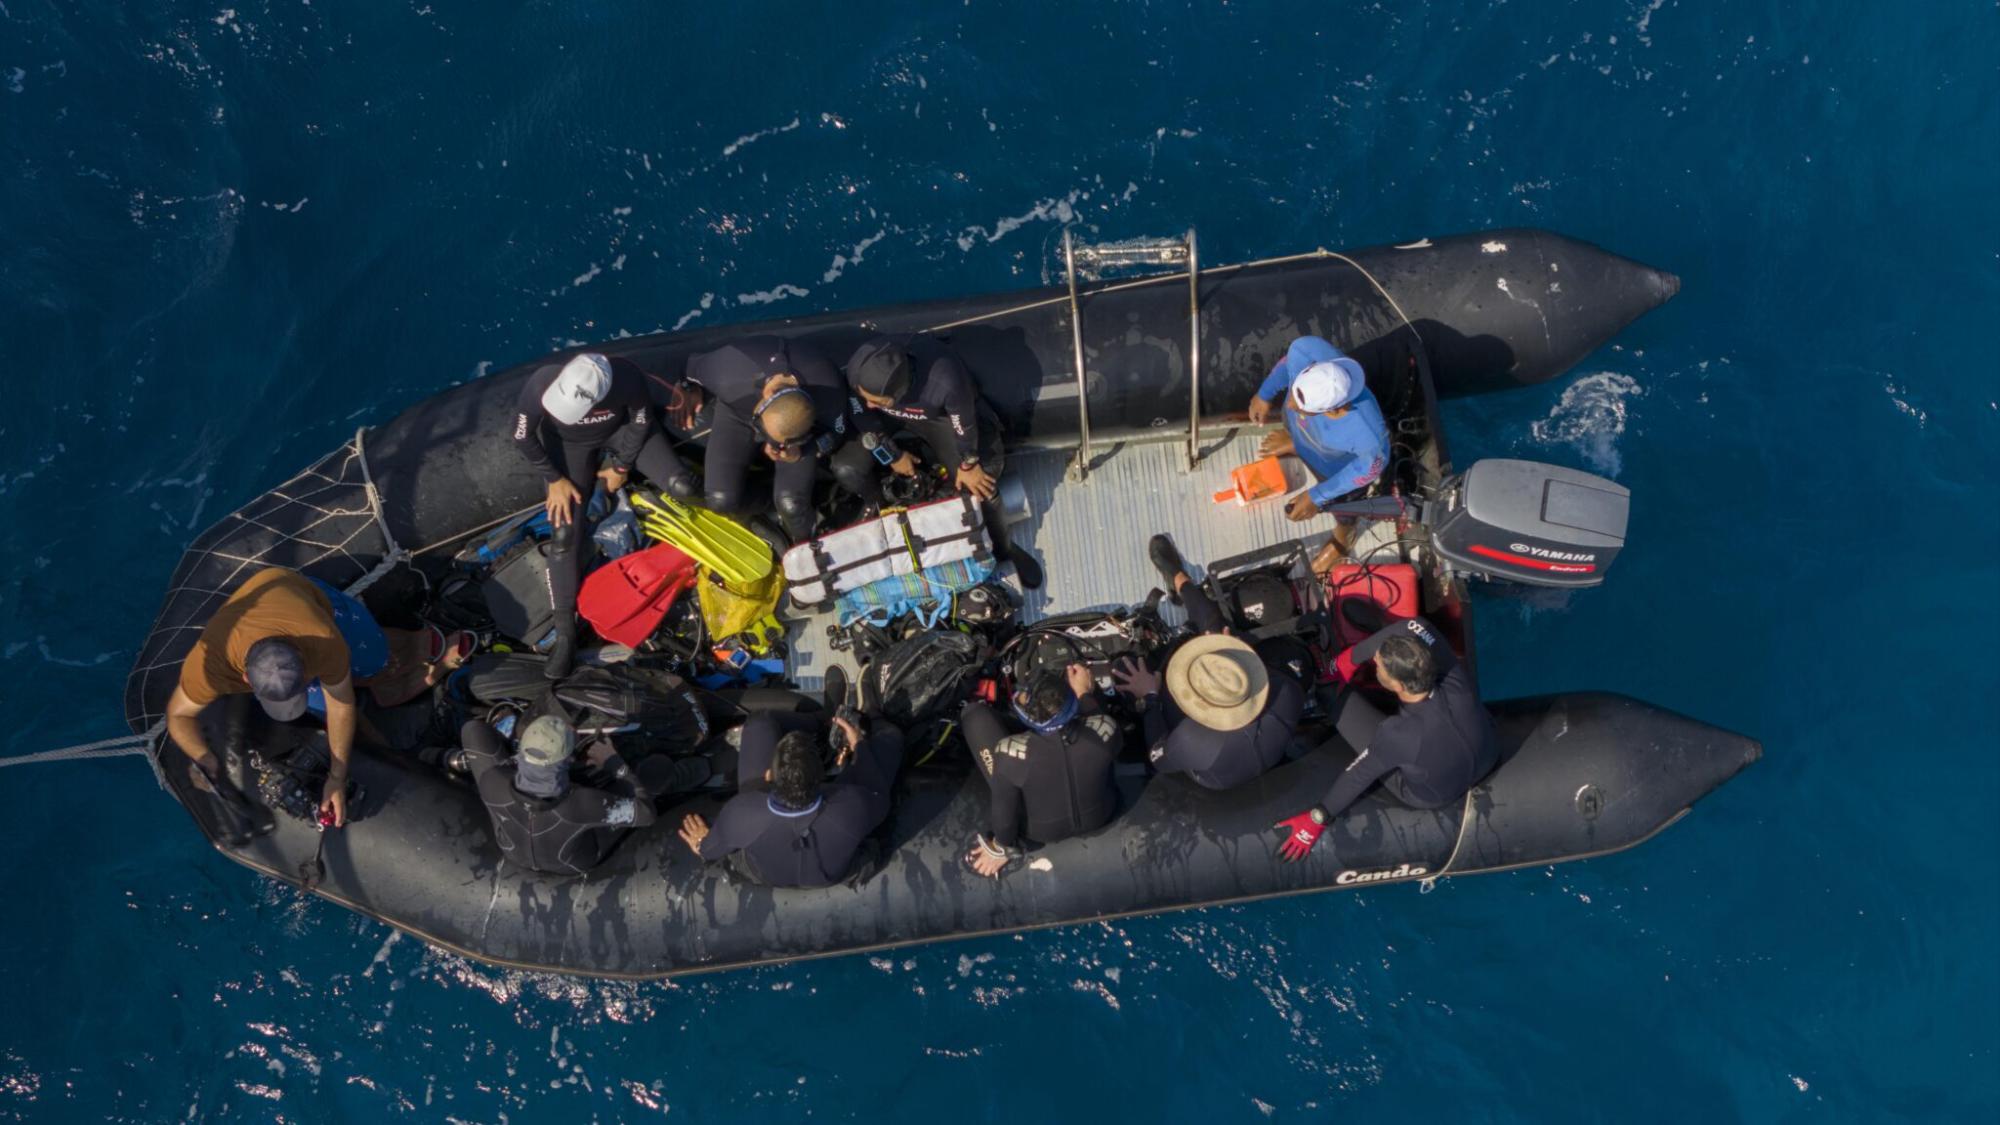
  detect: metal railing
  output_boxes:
[1059,229,1205,480]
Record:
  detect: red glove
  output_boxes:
[1275,809,1326,861]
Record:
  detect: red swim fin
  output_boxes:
[578,543,698,648]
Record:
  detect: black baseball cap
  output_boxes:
[846,337,912,401]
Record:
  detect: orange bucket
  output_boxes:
[1211,456,1291,506]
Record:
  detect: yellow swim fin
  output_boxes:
[630,491,774,587]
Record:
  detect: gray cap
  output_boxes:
[513,715,575,799]
[244,638,309,722]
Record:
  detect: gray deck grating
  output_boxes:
[786,431,1408,690]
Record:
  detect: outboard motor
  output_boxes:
[1424,459,1629,588]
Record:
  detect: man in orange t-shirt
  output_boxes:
[166,569,365,828]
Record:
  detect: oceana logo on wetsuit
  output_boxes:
[1507,543,1597,563]
[1335,862,1429,885]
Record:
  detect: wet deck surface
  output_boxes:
[786,430,1402,690]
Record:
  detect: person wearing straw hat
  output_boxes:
[1111,534,1305,790]
[1116,632,1304,791]
[1243,335,1391,555]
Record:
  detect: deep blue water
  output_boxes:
[4,1,1997,1120]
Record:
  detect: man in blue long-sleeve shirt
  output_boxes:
[1246,336,1391,549]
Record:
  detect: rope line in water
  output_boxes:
[0,724,161,768]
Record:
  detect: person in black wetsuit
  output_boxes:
[1110,534,1305,790]
[462,715,697,878]
[676,710,902,887]
[512,351,695,678]
[680,335,850,544]
[962,664,1121,878]
[830,334,1043,588]
[1273,616,1499,860]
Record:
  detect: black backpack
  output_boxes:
[860,630,987,729]
[480,540,565,650]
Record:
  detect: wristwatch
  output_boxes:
[1308,806,1328,826]
[958,457,981,472]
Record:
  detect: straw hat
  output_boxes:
[1165,634,1269,732]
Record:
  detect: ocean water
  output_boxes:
[3,0,1996,1120]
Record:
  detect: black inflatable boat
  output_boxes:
[125,227,1758,978]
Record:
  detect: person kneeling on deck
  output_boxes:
[962,664,1121,878]
[1244,335,1391,553]
[163,568,464,833]
[513,351,695,679]
[831,335,1043,589]
[463,716,698,878]
[681,335,850,546]
[1105,535,1304,790]
[1273,617,1499,861]
[677,710,903,887]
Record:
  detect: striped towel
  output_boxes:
[836,557,995,627]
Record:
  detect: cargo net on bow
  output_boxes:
[123,433,398,736]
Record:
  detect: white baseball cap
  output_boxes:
[1291,359,1361,413]
[542,353,614,425]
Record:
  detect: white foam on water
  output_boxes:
[1528,371,1642,477]
[670,292,715,331]
[1882,378,1928,426]
[1636,0,1668,42]
[736,282,808,306]
[820,228,887,283]
[361,929,401,977]
[953,188,1086,252]
[720,116,800,157]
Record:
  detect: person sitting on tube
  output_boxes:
[677,335,851,546]
[830,334,1043,589]
[511,351,696,679]
[961,664,1121,878]
[1272,617,1499,860]
[676,710,903,888]
[1107,534,1305,790]
[163,567,471,835]
[462,715,703,878]
[1244,335,1392,557]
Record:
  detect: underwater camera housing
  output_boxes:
[1423,459,1629,588]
